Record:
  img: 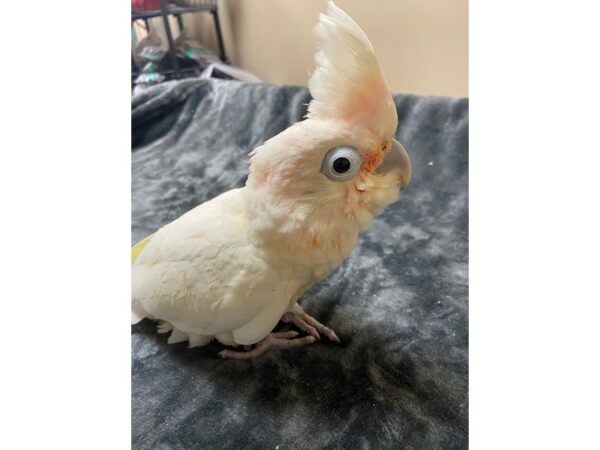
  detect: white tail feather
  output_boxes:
[131,301,146,325]
[167,328,188,344]
[156,320,174,334]
[188,334,212,348]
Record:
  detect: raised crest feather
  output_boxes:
[307,1,397,138]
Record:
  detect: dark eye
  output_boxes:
[321,146,362,181]
[333,157,351,174]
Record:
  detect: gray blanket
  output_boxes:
[132,79,468,449]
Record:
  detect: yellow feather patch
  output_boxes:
[131,234,154,264]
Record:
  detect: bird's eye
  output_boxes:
[321,146,362,181]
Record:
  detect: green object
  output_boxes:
[142,62,159,73]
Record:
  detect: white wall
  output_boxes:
[178,0,467,97]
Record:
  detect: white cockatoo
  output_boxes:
[132,1,412,359]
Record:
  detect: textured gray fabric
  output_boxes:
[132,79,468,449]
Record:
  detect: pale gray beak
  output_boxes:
[376,138,412,190]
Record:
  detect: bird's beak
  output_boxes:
[376,138,412,190]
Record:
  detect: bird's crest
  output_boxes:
[307,1,397,138]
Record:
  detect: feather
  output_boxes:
[307,1,397,139]
[215,332,235,346]
[131,308,144,325]
[131,233,154,264]
[167,328,188,344]
[131,300,146,325]
[188,334,212,348]
[232,286,293,345]
[156,320,173,334]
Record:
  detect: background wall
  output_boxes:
[183,0,468,97]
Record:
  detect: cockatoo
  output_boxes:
[131,1,412,359]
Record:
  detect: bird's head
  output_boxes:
[246,1,411,245]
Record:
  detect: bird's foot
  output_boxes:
[281,304,341,344]
[218,331,316,360]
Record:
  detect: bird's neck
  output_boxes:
[242,187,362,270]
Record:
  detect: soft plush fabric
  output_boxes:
[132,79,468,449]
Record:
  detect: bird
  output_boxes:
[131,1,412,359]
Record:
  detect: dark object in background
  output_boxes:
[132,31,226,95]
[131,0,227,84]
[132,79,469,449]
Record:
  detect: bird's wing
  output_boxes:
[131,233,154,264]
[132,188,295,343]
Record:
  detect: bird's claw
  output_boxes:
[218,305,339,360]
[218,331,316,360]
[281,304,341,344]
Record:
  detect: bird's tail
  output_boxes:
[131,305,145,324]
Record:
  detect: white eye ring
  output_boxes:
[321,146,362,182]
